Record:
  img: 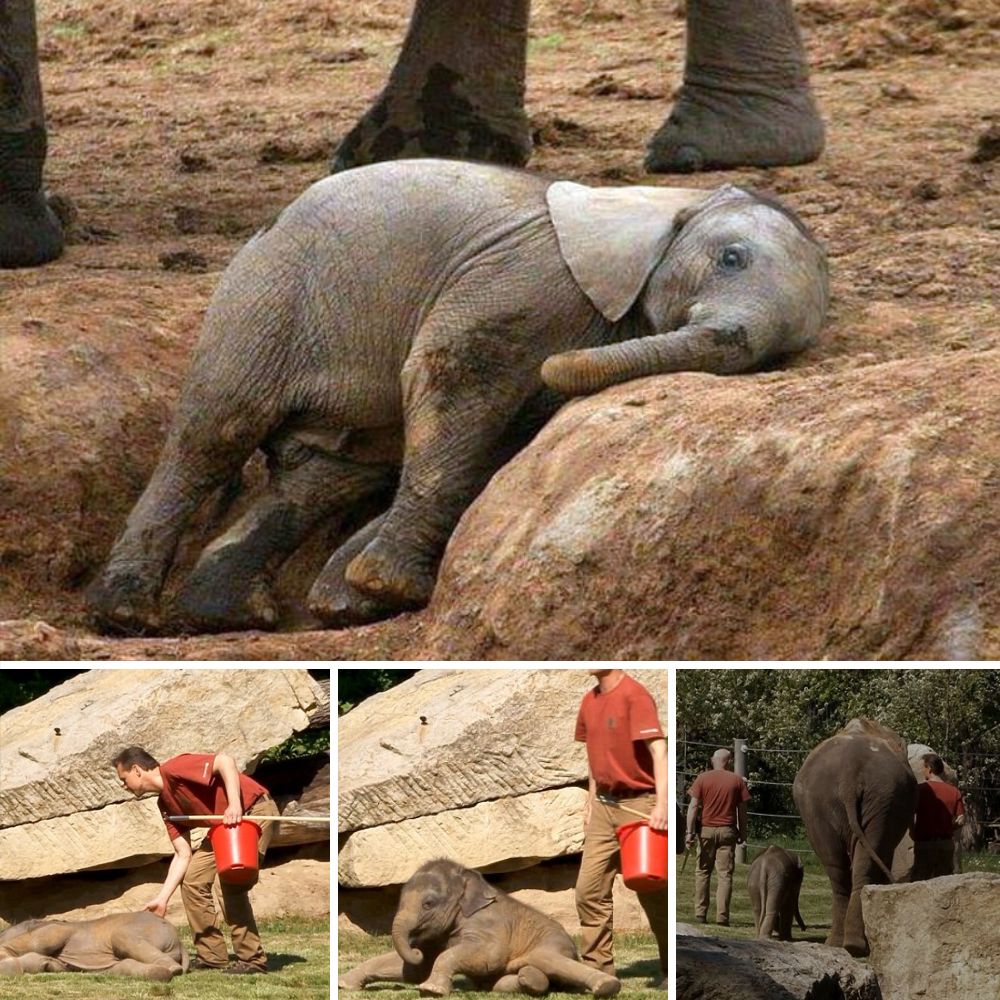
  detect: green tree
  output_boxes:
[338,669,419,715]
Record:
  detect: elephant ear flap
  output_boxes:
[459,869,498,917]
[546,181,710,322]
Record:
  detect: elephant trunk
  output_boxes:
[391,912,424,966]
[540,322,764,397]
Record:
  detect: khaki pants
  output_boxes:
[575,791,667,978]
[695,825,737,923]
[912,838,955,881]
[181,796,280,969]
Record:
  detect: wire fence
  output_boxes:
[678,735,1000,859]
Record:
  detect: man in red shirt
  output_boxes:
[575,669,667,990]
[113,746,280,974]
[911,753,965,880]
[685,748,749,926]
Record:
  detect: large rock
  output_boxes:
[862,873,1000,1000]
[0,668,324,879]
[340,787,587,887]
[339,668,666,835]
[677,932,880,1000]
[417,352,1000,659]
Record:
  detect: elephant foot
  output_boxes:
[171,557,279,634]
[418,979,451,997]
[344,538,435,610]
[0,192,65,268]
[591,975,621,998]
[307,572,394,630]
[644,83,824,174]
[843,937,870,958]
[338,973,366,990]
[331,79,531,173]
[86,569,163,636]
[517,967,550,996]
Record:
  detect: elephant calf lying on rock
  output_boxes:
[339,858,620,996]
[747,845,806,941]
[88,158,829,636]
[0,912,188,980]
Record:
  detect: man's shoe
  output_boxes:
[191,957,226,971]
[223,961,267,975]
[655,978,667,991]
[717,918,730,927]
[695,915,707,924]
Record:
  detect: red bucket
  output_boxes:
[209,820,261,885]
[616,821,668,892]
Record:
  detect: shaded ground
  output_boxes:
[2,0,998,658]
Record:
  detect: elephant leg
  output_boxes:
[493,966,549,995]
[308,511,394,628]
[0,2,64,268]
[777,898,793,941]
[645,0,824,174]
[331,0,531,172]
[109,934,185,980]
[748,879,763,936]
[0,952,66,974]
[823,856,851,950]
[172,447,394,633]
[522,949,620,997]
[106,958,179,981]
[339,950,431,990]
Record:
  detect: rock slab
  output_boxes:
[863,872,1000,1000]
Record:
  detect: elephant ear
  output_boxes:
[546,181,710,322]
[459,868,498,917]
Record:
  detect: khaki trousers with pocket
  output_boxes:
[574,791,668,978]
[180,795,280,969]
[695,824,737,923]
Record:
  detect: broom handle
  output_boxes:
[167,815,331,823]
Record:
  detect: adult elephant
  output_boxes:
[792,718,918,958]
[0,0,824,269]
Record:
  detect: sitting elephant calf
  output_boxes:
[339,858,619,996]
[87,157,829,635]
[747,845,806,942]
[0,912,189,980]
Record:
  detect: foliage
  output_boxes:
[339,931,662,997]
[337,669,418,716]
[260,727,329,762]
[0,669,87,715]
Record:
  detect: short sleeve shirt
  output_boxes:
[689,769,750,828]
[157,753,269,841]
[913,779,964,841]
[574,674,664,795]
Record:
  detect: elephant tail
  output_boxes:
[846,794,896,883]
[795,905,806,931]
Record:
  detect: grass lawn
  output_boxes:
[0,917,329,1000]
[339,931,664,998]
[675,838,1000,945]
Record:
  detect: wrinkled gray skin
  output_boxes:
[0,0,822,269]
[86,158,829,636]
[747,845,806,941]
[792,719,918,958]
[0,913,188,980]
[339,859,619,997]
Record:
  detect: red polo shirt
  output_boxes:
[913,779,964,841]
[157,753,269,841]
[575,674,664,796]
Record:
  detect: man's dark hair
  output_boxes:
[112,747,160,771]
[922,753,945,776]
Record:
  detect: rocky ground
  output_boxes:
[2,0,998,658]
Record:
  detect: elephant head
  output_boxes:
[541,181,828,395]
[391,858,498,966]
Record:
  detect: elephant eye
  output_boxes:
[718,244,750,271]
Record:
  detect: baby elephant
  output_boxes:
[339,858,619,996]
[747,845,806,942]
[87,157,828,635]
[0,912,188,980]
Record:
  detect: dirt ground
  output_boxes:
[2,0,998,659]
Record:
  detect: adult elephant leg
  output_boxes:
[331,0,531,172]
[645,0,824,173]
[173,447,395,633]
[820,853,851,950]
[0,0,64,267]
[308,511,392,627]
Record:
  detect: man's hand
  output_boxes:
[583,796,592,830]
[144,897,168,917]
[648,802,668,832]
[222,802,244,826]
[685,832,696,847]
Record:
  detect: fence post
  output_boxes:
[734,738,747,865]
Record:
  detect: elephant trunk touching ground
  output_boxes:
[0,0,63,267]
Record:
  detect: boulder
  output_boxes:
[339,787,587,887]
[862,872,1000,1000]
[416,352,1000,659]
[677,933,880,1000]
[0,668,324,879]
[339,668,666,834]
